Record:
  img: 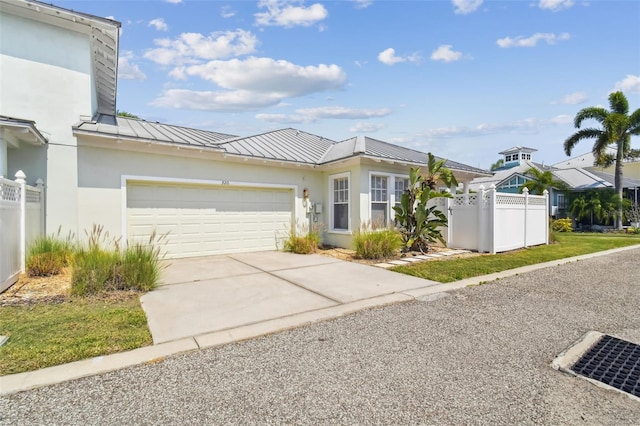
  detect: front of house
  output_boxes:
[0,0,490,258]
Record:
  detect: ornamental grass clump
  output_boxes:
[26,229,76,276]
[353,226,402,259]
[551,218,573,233]
[71,225,164,296]
[283,222,322,254]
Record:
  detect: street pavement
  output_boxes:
[2,248,639,424]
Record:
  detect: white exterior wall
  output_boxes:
[76,144,326,244]
[1,11,96,235]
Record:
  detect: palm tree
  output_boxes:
[564,91,640,229]
[519,168,569,195]
[490,159,504,171]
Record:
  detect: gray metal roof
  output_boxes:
[498,146,538,155]
[73,117,489,176]
[588,170,640,189]
[73,114,237,148]
[218,128,337,164]
[328,136,491,175]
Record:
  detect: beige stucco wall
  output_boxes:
[77,144,328,244]
[1,11,96,235]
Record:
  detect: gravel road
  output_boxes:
[2,248,640,425]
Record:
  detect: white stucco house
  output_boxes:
[1,0,490,259]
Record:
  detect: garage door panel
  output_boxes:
[127,183,293,258]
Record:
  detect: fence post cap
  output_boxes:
[543,189,549,195]
[478,185,485,191]
[489,184,496,190]
[14,170,26,182]
[35,178,44,187]
[522,187,529,194]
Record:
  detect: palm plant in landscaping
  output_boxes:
[564,91,640,229]
[519,168,569,195]
[393,166,451,253]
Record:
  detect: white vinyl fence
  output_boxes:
[0,171,44,292]
[431,185,549,254]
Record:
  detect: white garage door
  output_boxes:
[127,182,293,258]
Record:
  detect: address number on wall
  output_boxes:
[221,180,230,185]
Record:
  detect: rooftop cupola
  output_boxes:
[498,146,537,166]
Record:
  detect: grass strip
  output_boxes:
[392,233,640,283]
[0,294,152,375]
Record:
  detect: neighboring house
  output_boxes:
[470,146,640,218]
[468,147,567,215]
[552,149,640,206]
[0,0,490,259]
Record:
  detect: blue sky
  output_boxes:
[59,0,640,169]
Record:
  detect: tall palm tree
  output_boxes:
[564,91,640,229]
[519,168,569,195]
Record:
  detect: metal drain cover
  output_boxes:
[553,331,640,400]
[571,334,640,397]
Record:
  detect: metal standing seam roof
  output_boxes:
[330,136,491,175]
[73,114,237,148]
[217,128,337,164]
[72,117,489,175]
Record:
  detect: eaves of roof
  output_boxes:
[0,115,48,145]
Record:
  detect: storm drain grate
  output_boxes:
[570,334,640,398]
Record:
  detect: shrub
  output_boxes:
[551,218,573,233]
[71,225,163,295]
[283,222,321,254]
[353,227,403,259]
[26,231,76,276]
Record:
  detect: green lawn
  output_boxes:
[0,295,152,375]
[392,232,640,283]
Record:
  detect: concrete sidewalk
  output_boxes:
[142,251,440,344]
[2,244,640,396]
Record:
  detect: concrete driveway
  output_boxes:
[141,251,439,343]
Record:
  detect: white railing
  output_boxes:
[431,185,548,254]
[0,171,44,292]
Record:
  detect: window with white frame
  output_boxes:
[368,174,409,227]
[395,178,410,208]
[331,174,349,231]
[371,175,388,226]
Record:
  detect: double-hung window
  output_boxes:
[371,175,388,226]
[331,174,349,231]
[369,174,409,227]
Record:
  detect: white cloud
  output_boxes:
[497,32,570,48]
[350,122,384,132]
[144,30,258,65]
[430,45,463,63]
[551,91,588,105]
[148,18,168,32]
[538,0,574,11]
[353,0,373,9]
[354,60,367,67]
[180,57,346,96]
[255,0,328,28]
[613,74,640,94]
[452,0,483,14]
[297,106,391,119]
[257,106,391,123]
[152,58,347,112]
[550,114,573,125]
[221,6,236,18]
[118,51,146,81]
[378,48,421,65]
[420,118,541,139]
[152,89,283,111]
